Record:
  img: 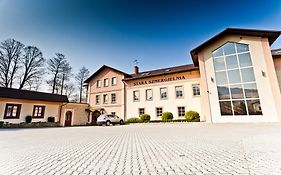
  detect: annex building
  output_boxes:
[85,28,281,123]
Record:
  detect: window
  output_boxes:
[156,107,163,117]
[146,89,153,101]
[178,106,185,117]
[96,80,101,88]
[104,78,109,87]
[111,93,116,104]
[133,90,140,101]
[175,86,184,98]
[192,84,200,96]
[111,112,116,115]
[33,105,45,118]
[112,77,117,85]
[212,42,262,116]
[160,87,167,99]
[103,94,108,104]
[139,108,145,116]
[4,104,21,119]
[96,95,100,104]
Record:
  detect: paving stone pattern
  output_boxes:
[1,123,281,175]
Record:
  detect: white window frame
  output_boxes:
[175,86,184,98]
[112,77,117,86]
[103,94,108,104]
[212,42,262,116]
[104,78,109,87]
[177,106,185,117]
[156,107,163,118]
[96,80,101,88]
[96,95,100,105]
[133,90,140,102]
[145,89,153,101]
[160,87,168,99]
[111,93,116,104]
[192,84,200,97]
[139,108,145,116]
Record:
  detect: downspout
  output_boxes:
[122,79,127,121]
[201,56,213,123]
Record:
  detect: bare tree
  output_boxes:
[59,62,72,95]
[19,46,45,89]
[64,82,76,99]
[47,53,66,94]
[75,66,89,103]
[0,39,24,88]
[26,76,43,91]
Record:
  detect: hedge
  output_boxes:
[140,114,150,123]
[161,112,173,122]
[185,110,200,122]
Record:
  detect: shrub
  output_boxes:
[161,112,173,122]
[185,110,200,122]
[126,117,142,123]
[140,114,150,123]
[0,121,4,128]
[48,117,55,123]
[26,115,32,123]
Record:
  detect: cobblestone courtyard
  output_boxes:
[1,123,281,175]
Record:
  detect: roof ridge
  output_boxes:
[0,86,67,96]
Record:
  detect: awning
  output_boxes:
[86,107,104,112]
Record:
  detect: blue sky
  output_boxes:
[0,0,281,74]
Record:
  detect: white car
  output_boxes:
[97,114,124,126]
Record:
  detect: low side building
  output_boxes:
[60,102,90,126]
[0,87,68,124]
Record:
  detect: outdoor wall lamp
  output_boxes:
[261,70,266,77]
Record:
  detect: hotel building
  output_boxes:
[85,28,281,123]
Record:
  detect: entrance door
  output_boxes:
[92,111,101,125]
[65,111,72,126]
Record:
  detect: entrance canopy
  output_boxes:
[86,107,104,112]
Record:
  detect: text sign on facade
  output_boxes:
[133,76,185,86]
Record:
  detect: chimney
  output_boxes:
[134,65,139,75]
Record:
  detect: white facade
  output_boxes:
[0,98,62,123]
[85,28,281,123]
[125,71,202,120]
[198,36,281,123]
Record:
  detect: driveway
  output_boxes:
[1,123,281,175]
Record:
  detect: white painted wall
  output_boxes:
[201,35,281,123]
[0,98,61,123]
[126,77,201,120]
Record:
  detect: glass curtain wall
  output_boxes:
[212,42,262,116]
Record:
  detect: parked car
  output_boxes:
[97,114,124,126]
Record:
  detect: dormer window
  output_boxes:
[141,72,150,77]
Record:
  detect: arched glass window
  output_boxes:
[212,42,262,116]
